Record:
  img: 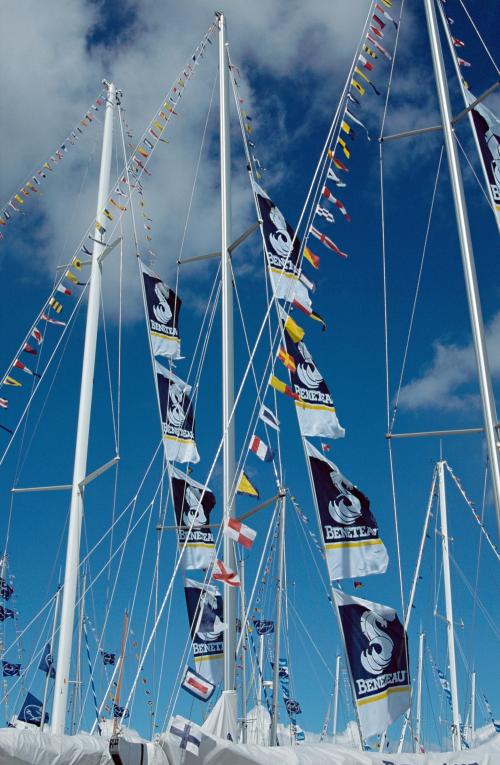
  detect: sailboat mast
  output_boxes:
[415,631,425,751]
[51,81,116,734]
[423,0,500,541]
[332,654,341,743]
[269,497,285,746]
[470,670,476,745]
[218,12,237,697]
[437,460,461,751]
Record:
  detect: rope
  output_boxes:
[83,618,101,734]
[457,0,500,76]
[445,462,499,561]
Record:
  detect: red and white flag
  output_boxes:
[42,313,66,327]
[31,328,43,344]
[56,284,72,296]
[452,36,465,47]
[223,518,257,550]
[309,226,348,258]
[321,442,331,453]
[249,434,275,462]
[322,188,351,221]
[14,360,32,376]
[0,399,8,409]
[457,57,471,67]
[22,343,37,355]
[212,559,241,587]
[181,666,215,702]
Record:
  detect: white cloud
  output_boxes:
[398,311,500,411]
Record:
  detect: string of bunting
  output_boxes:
[0,92,106,240]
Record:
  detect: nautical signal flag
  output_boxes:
[212,559,241,587]
[0,399,7,409]
[56,284,72,296]
[309,226,348,258]
[279,306,305,343]
[259,404,280,431]
[322,188,351,221]
[22,343,37,355]
[278,347,296,373]
[224,517,257,549]
[237,471,259,498]
[169,716,203,757]
[4,377,21,387]
[303,246,320,269]
[48,297,63,314]
[42,314,66,326]
[327,167,346,188]
[269,374,299,401]
[181,666,216,702]
[249,434,275,462]
[327,151,349,173]
[14,360,40,378]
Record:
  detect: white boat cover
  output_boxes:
[0,728,169,765]
[158,727,500,765]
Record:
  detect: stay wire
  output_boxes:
[457,0,499,76]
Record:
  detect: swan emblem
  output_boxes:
[360,610,394,675]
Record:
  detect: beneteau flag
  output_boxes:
[140,260,181,358]
[254,183,312,309]
[18,692,49,727]
[465,91,500,231]
[170,467,216,570]
[334,589,410,738]
[284,336,344,439]
[156,362,200,464]
[184,578,224,685]
[305,440,388,580]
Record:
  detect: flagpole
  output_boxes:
[51,80,115,734]
[269,496,285,745]
[424,0,500,542]
[218,11,237,706]
[435,0,500,238]
[41,585,60,732]
[240,556,248,743]
[437,461,461,751]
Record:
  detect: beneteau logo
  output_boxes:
[296,341,323,390]
[167,382,186,428]
[359,610,394,676]
[152,281,172,324]
[197,592,224,643]
[328,476,362,526]
[182,486,206,527]
[269,205,292,257]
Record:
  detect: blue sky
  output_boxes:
[0,0,498,751]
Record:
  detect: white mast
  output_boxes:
[470,671,476,746]
[51,81,115,733]
[437,460,461,751]
[269,497,286,745]
[332,654,341,744]
[240,556,248,743]
[40,586,61,732]
[415,631,425,751]
[256,633,264,707]
[218,11,237,701]
[423,0,500,541]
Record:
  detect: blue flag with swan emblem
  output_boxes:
[334,589,410,739]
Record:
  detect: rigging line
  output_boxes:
[99,292,118,451]
[445,461,499,562]
[287,596,334,680]
[457,0,500,76]
[290,497,331,603]
[379,139,391,433]
[390,147,445,431]
[0,279,89,470]
[230,259,281,486]
[448,552,500,641]
[454,131,498,212]
[379,0,407,137]
[470,461,488,672]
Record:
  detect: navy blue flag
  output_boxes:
[113,704,129,719]
[0,578,14,600]
[184,578,224,685]
[253,619,274,636]
[285,698,302,715]
[39,642,56,678]
[2,661,21,677]
[334,590,410,738]
[18,692,48,726]
[103,652,116,666]
[0,605,15,621]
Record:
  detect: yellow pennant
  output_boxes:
[72,257,82,270]
[110,198,127,212]
[66,270,79,285]
[14,194,24,205]
[341,121,351,135]
[338,137,350,159]
[237,471,259,498]
[137,147,149,158]
[49,297,63,314]
[351,79,365,96]
[283,313,304,343]
[103,208,113,221]
[354,66,370,84]
[153,121,164,132]
[5,376,21,387]
[363,44,377,58]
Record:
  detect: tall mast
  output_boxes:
[436,0,500,238]
[424,0,500,541]
[415,631,425,751]
[52,81,115,733]
[437,460,461,751]
[332,654,341,743]
[269,497,285,745]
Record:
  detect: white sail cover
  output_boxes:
[159,725,500,764]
